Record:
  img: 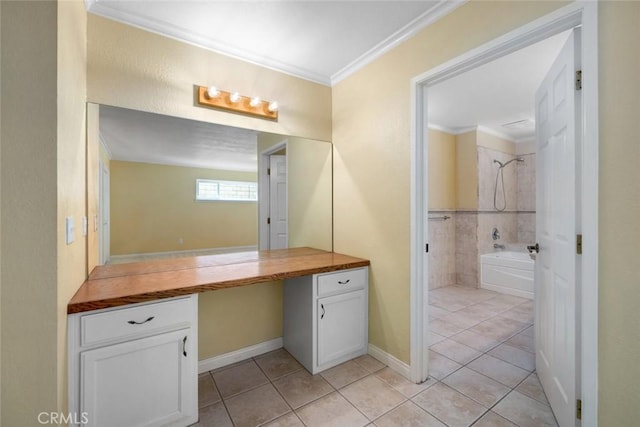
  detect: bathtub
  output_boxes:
[480,251,534,299]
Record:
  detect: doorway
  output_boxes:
[410,2,598,425]
[259,141,289,250]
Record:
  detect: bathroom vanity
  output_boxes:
[67,247,369,427]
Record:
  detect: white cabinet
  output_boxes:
[68,295,198,427]
[284,267,368,374]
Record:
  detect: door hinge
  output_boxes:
[576,399,582,420]
[575,70,582,91]
[267,217,271,225]
[425,243,429,253]
[576,234,583,255]
[267,168,271,175]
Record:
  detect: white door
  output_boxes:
[534,28,581,427]
[269,155,288,249]
[98,160,110,265]
[80,329,196,427]
[317,290,366,367]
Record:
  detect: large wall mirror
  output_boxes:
[86,103,332,270]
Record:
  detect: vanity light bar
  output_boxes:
[196,86,278,120]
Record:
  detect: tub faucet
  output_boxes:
[493,243,506,249]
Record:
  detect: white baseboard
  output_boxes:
[198,337,283,373]
[368,343,411,380]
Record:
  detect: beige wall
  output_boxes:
[333,1,566,364]
[1,1,60,423]
[110,161,258,255]
[87,14,332,142]
[56,0,88,413]
[334,0,640,421]
[86,15,334,363]
[456,131,479,210]
[598,1,640,423]
[286,137,333,251]
[476,128,516,154]
[427,128,456,209]
[1,0,87,424]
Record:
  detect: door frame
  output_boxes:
[98,157,110,265]
[409,1,598,424]
[259,140,288,250]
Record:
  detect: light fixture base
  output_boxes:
[197,86,278,120]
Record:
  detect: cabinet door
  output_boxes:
[80,329,196,427]
[317,290,366,367]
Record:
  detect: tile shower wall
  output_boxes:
[428,145,536,289]
[428,212,456,289]
[478,147,518,212]
[517,153,536,244]
[455,212,478,287]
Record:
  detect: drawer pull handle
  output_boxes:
[338,279,350,285]
[127,316,155,325]
[321,304,325,319]
[183,336,188,357]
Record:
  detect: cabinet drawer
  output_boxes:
[80,297,193,347]
[317,268,367,297]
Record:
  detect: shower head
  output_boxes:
[495,157,524,168]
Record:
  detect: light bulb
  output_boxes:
[229,92,241,103]
[207,86,220,98]
[250,97,261,107]
[268,101,279,112]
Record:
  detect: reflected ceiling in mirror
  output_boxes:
[100,105,258,172]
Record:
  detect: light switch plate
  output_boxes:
[82,216,88,237]
[66,216,74,245]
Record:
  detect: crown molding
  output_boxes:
[86,1,332,86]
[330,0,468,86]
[427,123,459,134]
[87,1,466,88]
[476,125,516,142]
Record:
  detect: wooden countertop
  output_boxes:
[68,248,370,314]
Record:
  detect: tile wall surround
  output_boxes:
[428,211,457,289]
[428,148,536,289]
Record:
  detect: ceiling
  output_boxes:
[428,30,571,142]
[100,106,258,172]
[86,0,462,86]
[92,2,570,151]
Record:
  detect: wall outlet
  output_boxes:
[178,238,184,245]
[66,217,75,245]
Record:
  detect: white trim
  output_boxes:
[86,2,331,86]
[109,245,257,264]
[476,125,517,144]
[331,0,467,86]
[86,1,466,87]
[198,338,283,374]
[578,2,599,423]
[409,82,430,383]
[410,3,598,425]
[367,344,411,380]
[427,123,459,134]
[99,133,112,160]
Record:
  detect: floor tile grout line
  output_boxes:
[207,370,235,427]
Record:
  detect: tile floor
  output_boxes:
[196,285,557,426]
